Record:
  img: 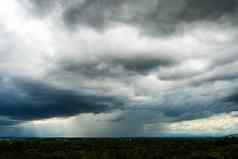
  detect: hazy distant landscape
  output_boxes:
[0,138,238,159]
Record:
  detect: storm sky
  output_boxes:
[1,0,238,137]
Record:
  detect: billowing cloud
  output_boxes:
[0,0,238,137]
[26,0,238,35]
[0,77,123,121]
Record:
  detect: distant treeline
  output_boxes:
[0,138,237,159]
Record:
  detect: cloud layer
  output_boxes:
[0,0,238,136]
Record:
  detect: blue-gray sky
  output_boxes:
[1,0,238,137]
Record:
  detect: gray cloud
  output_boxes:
[57,54,176,79]
[179,0,238,21]
[224,91,238,105]
[1,0,238,136]
[24,0,238,35]
[0,117,20,126]
[61,0,185,34]
[26,0,59,17]
[0,77,124,122]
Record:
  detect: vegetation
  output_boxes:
[0,138,237,159]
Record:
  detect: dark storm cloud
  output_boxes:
[135,102,222,123]
[111,56,175,73]
[2,0,238,136]
[162,103,232,122]
[180,0,238,21]
[58,54,176,79]
[60,0,238,34]
[22,0,238,35]
[0,118,20,126]
[61,0,182,33]
[0,77,123,122]
[63,0,110,30]
[224,91,238,105]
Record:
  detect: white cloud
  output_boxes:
[166,112,238,136]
